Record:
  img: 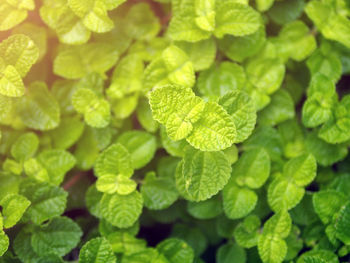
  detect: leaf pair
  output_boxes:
[303,73,350,144]
[268,154,317,212]
[150,84,238,151]
[0,34,39,98]
[0,0,35,31]
[169,0,262,42]
[223,147,270,219]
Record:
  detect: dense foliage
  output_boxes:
[0,0,350,262]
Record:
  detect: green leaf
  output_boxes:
[107,55,143,99]
[305,131,348,166]
[48,116,85,150]
[96,174,136,195]
[156,238,194,263]
[100,190,143,228]
[0,1,32,31]
[17,82,60,131]
[168,1,211,42]
[335,201,350,245]
[0,65,24,97]
[218,26,266,63]
[258,234,287,263]
[176,38,216,71]
[197,62,247,101]
[306,48,342,83]
[302,74,337,128]
[178,147,231,201]
[37,149,76,185]
[117,131,157,170]
[0,194,30,228]
[150,84,205,141]
[223,182,257,219]
[256,0,274,12]
[234,215,261,248]
[86,184,103,218]
[232,148,270,189]
[79,237,116,263]
[72,88,110,128]
[305,0,350,48]
[298,250,339,263]
[272,20,316,62]
[214,2,262,38]
[141,172,179,210]
[243,126,284,163]
[11,132,39,162]
[245,57,285,96]
[143,46,195,91]
[20,179,68,224]
[258,89,295,126]
[268,177,305,212]
[54,43,119,79]
[55,8,91,45]
[124,3,161,40]
[187,102,236,151]
[216,243,246,263]
[94,143,133,178]
[107,231,146,255]
[263,211,292,238]
[267,0,304,25]
[187,194,223,219]
[31,216,82,256]
[284,154,317,187]
[318,95,350,144]
[136,98,159,133]
[0,231,9,257]
[194,0,215,32]
[68,0,114,33]
[0,34,39,78]
[219,90,256,143]
[312,190,347,224]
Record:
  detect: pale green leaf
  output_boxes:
[219,90,256,143]
[258,234,287,263]
[0,34,39,77]
[214,2,261,38]
[186,102,236,151]
[96,174,136,195]
[0,194,30,228]
[94,143,133,178]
